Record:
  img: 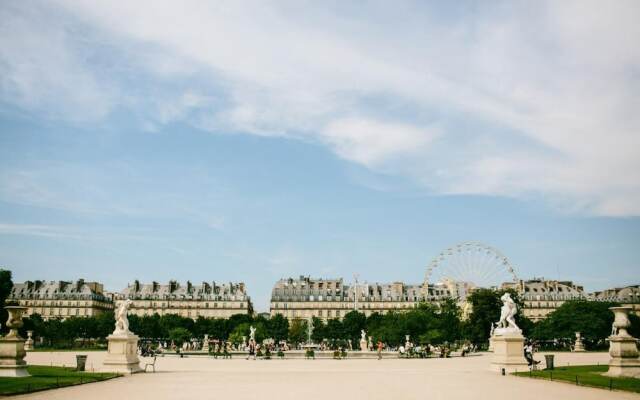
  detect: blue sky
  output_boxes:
[1,1,639,311]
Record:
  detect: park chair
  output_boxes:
[144,355,157,373]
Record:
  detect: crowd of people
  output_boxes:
[136,337,488,362]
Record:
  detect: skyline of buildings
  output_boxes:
[8,275,639,321]
[115,280,252,319]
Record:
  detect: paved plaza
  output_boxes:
[8,351,633,400]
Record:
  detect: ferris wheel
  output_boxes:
[424,241,519,296]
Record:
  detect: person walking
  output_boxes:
[377,341,384,360]
[246,339,256,360]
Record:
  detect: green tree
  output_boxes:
[531,300,617,348]
[229,322,250,345]
[227,313,252,335]
[437,298,462,343]
[288,318,307,345]
[463,288,501,346]
[94,311,115,338]
[159,314,193,338]
[141,314,162,338]
[20,313,45,340]
[193,316,211,337]
[311,317,326,343]
[370,312,403,345]
[402,306,435,343]
[325,318,343,340]
[168,327,191,345]
[207,318,229,339]
[365,312,386,344]
[342,311,366,345]
[267,314,289,342]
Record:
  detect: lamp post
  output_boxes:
[353,274,359,311]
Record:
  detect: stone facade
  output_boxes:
[590,285,640,315]
[501,279,586,322]
[116,280,252,319]
[9,280,113,320]
[270,276,453,320]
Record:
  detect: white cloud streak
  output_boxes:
[1,1,639,216]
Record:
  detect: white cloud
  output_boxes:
[0,3,115,121]
[0,162,229,228]
[321,118,438,167]
[0,223,83,240]
[1,1,639,216]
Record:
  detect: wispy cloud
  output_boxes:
[1,1,639,215]
[0,161,229,229]
[0,223,84,240]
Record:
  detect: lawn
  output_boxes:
[513,365,640,393]
[0,365,120,396]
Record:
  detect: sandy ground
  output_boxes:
[9,351,633,400]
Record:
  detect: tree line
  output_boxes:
[2,269,638,350]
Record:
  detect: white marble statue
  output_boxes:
[494,293,520,335]
[114,299,133,335]
[359,329,368,351]
[249,325,256,342]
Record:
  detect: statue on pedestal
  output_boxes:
[24,331,34,351]
[494,293,520,335]
[249,326,256,343]
[114,299,133,335]
[489,293,527,373]
[359,329,368,351]
[103,299,142,374]
[202,334,210,352]
[573,332,585,352]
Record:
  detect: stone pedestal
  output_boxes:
[0,338,29,377]
[573,332,585,352]
[202,334,210,352]
[360,339,368,352]
[488,336,494,352]
[103,333,142,374]
[490,332,528,373]
[0,306,30,377]
[606,307,640,378]
[24,331,34,351]
[606,336,640,378]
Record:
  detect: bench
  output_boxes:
[144,355,157,373]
